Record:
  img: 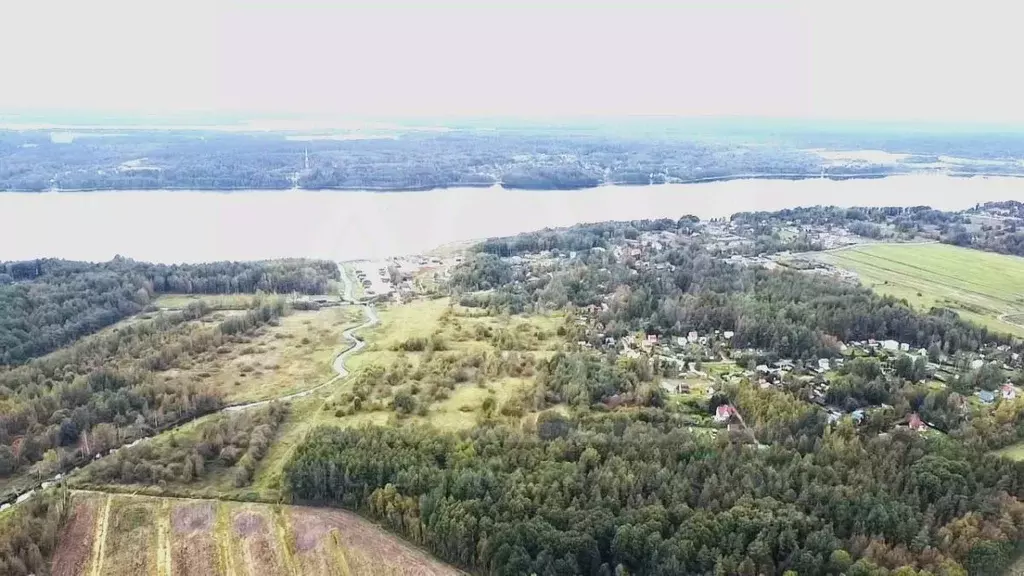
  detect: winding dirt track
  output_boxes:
[11,263,377,508]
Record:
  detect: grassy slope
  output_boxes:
[824,243,1024,336]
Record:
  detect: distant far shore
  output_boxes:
[5,170,1024,194]
[1,173,1022,265]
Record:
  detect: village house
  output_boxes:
[817,358,831,372]
[882,340,899,352]
[908,413,928,432]
[1002,384,1018,400]
[723,330,734,339]
[687,331,698,343]
[714,405,736,423]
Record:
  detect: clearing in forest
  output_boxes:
[248,297,564,498]
[160,305,364,405]
[824,243,1024,336]
[315,297,563,431]
[154,293,263,311]
[991,441,1024,462]
[52,493,460,576]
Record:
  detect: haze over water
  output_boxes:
[2,174,1022,264]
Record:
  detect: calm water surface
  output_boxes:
[1,175,1021,263]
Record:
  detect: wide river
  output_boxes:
[1,174,1022,263]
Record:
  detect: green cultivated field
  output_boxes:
[824,243,1024,336]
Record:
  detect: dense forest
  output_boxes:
[6,124,1024,191]
[79,403,287,488]
[285,409,1024,576]
[0,257,337,365]
[0,488,68,576]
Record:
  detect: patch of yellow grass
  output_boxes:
[164,306,363,404]
[154,293,260,310]
[101,497,158,576]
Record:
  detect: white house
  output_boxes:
[723,331,735,339]
[818,358,831,372]
[882,340,899,351]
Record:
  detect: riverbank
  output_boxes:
[0,174,1021,263]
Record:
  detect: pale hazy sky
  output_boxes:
[3,0,1022,122]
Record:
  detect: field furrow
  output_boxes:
[53,493,460,576]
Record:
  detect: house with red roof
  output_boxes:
[908,413,927,432]
[714,405,736,423]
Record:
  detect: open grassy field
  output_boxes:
[991,441,1024,461]
[823,243,1024,336]
[154,293,262,311]
[160,306,363,405]
[52,492,459,576]
[247,298,565,498]
[319,297,563,429]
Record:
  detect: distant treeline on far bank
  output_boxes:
[4,121,1024,192]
